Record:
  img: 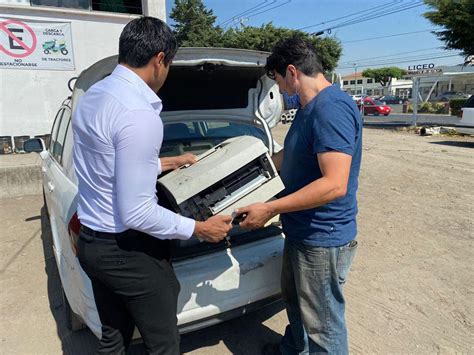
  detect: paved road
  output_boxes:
[363,113,461,127]
[2,127,473,354]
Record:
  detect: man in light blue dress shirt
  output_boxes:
[73,17,232,355]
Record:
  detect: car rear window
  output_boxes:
[160,120,268,157]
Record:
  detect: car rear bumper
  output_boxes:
[174,233,285,330]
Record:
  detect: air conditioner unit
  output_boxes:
[157,136,284,221]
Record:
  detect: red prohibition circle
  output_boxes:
[0,19,37,58]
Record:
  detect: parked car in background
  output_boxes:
[351,94,367,101]
[23,48,285,338]
[431,91,471,102]
[357,97,392,116]
[456,96,474,135]
[379,95,408,105]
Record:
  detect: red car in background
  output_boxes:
[357,97,391,116]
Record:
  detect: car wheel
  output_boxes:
[62,287,86,331]
[384,114,389,116]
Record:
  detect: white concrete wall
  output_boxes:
[0,0,166,138]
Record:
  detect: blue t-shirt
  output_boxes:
[279,85,362,247]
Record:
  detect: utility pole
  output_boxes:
[352,63,357,95]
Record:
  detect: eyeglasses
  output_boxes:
[266,69,276,80]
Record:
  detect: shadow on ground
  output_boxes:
[39,204,284,354]
[429,140,474,148]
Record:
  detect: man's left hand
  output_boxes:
[235,203,276,230]
[176,153,197,168]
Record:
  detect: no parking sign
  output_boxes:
[0,18,75,70]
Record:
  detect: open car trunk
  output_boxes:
[72,48,284,260]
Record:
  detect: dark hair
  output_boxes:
[118,16,178,68]
[265,35,323,79]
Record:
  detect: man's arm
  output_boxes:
[272,149,285,172]
[160,153,197,172]
[115,110,231,241]
[238,151,352,229]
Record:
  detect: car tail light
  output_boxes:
[68,212,81,255]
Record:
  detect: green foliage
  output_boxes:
[362,67,407,87]
[434,102,449,114]
[424,0,474,61]
[169,1,342,72]
[220,23,342,72]
[408,102,450,114]
[449,98,468,116]
[169,0,223,47]
[419,102,434,113]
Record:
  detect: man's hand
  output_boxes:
[160,153,198,172]
[235,203,277,230]
[194,215,232,243]
[176,153,197,168]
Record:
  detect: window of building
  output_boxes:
[357,79,363,84]
[367,79,373,84]
[356,90,362,94]
[350,80,355,85]
[366,89,373,95]
[30,0,143,14]
[343,80,348,85]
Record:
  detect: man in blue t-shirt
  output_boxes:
[237,36,362,355]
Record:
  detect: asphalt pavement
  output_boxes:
[363,113,461,127]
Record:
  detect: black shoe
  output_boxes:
[261,342,282,355]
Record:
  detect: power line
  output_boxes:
[341,47,443,64]
[337,54,462,69]
[342,30,434,44]
[218,0,274,27]
[346,52,460,65]
[328,1,422,29]
[218,0,292,28]
[297,0,398,31]
[312,1,424,35]
[243,0,292,21]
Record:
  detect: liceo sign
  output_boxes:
[408,63,436,70]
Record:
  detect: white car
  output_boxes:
[456,96,474,135]
[24,48,285,338]
[350,94,367,101]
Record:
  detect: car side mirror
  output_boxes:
[24,138,46,153]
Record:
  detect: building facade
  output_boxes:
[341,72,385,96]
[0,0,166,151]
[340,65,473,100]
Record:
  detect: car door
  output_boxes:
[43,107,65,210]
[364,99,375,114]
[45,104,98,331]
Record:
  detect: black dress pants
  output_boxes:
[77,227,180,355]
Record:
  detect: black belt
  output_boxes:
[80,225,172,260]
[80,225,128,239]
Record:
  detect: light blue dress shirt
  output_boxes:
[73,65,195,240]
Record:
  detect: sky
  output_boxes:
[165,0,466,76]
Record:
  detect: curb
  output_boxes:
[0,160,42,199]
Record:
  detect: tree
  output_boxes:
[423,0,474,62]
[220,23,342,72]
[169,1,342,72]
[169,0,223,47]
[362,67,406,88]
